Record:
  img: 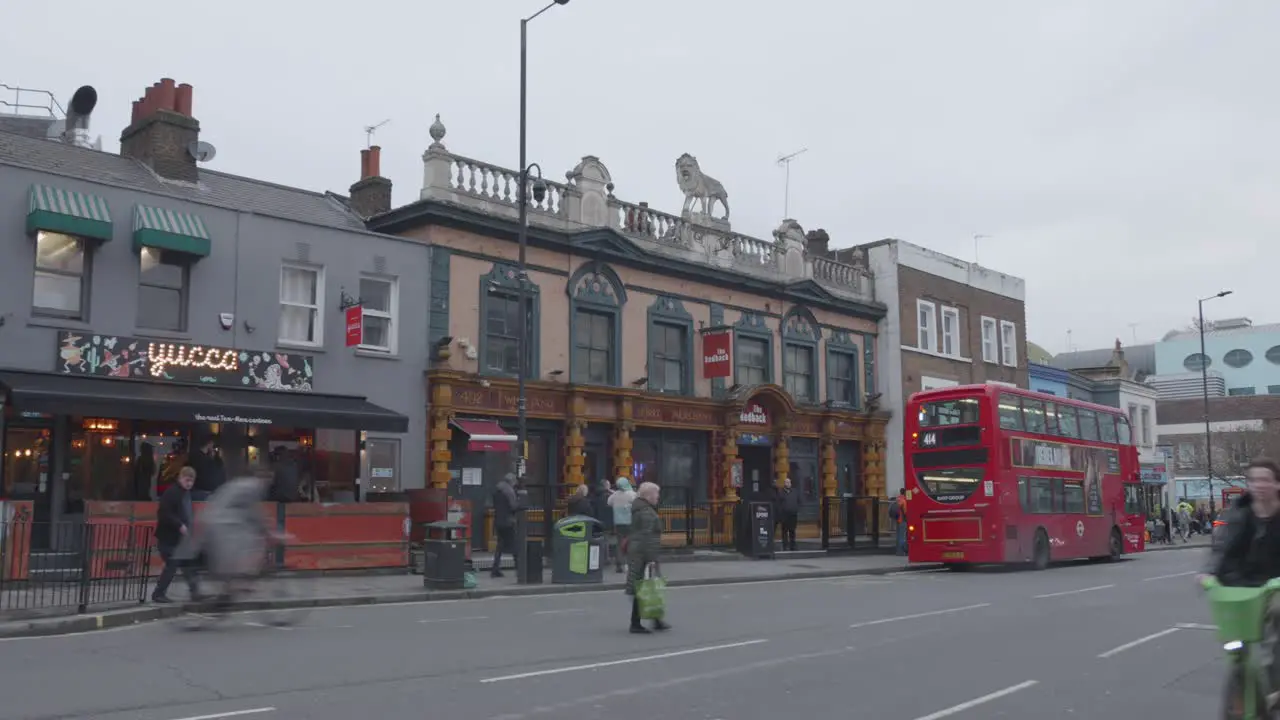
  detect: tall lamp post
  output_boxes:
[1200,290,1233,517]
[515,0,570,585]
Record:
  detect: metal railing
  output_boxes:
[0,521,154,616]
[820,496,891,551]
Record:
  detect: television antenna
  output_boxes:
[776,148,808,218]
[364,118,390,148]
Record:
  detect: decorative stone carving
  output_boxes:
[675,153,730,221]
[428,114,447,149]
[773,219,807,276]
[566,156,613,227]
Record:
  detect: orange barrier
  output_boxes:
[1,501,34,581]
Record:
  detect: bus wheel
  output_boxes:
[1031,529,1050,571]
[1107,528,1123,562]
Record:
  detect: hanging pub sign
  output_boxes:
[701,328,732,379]
[55,331,314,392]
[345,305,363,348]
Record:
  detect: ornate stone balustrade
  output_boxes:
[417,115,874,302]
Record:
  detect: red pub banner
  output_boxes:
[701,329,732,379]
[344,305,363,347]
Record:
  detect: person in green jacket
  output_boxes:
[626,481,669,634]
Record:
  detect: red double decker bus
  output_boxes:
[905,384,1146,569]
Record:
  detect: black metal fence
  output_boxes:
[0,521,154,616]
[820,496,892,550]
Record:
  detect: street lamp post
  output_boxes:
[515,0,569,585]
[1200,290,1233,517]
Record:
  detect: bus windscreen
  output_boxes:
[916,467,984,503]
[918,397,982,427]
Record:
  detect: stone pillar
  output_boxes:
[419,115,453,201]
[612,397,635,483]
[564,419,587,489]
[428,379,454,489]
[862,439,885,498]
[821,419,838,498]
[774,435,790,491]
[721,428,740,502]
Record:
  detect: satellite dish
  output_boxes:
[187,140,217,163]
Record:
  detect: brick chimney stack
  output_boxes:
[348,145,393,218]
[805,228,831,257]
[120,78,200,183]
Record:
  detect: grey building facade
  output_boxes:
[0,79,428,532]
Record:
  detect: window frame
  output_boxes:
[478,263,540,379]
[278,262,325,347]
[734,313,774,387]
[940,306,960,358]
[999,320,1018,367]
[916,299,937,353]
[136,247,189,332]
[32,230,91,321]
[782,342,817,402]
[572,308,617,385]
[568,263,624,387]
[980,316,997,364]
[1140,406,1151,446]
[647,297,693,396]
[357,274,399,354]
[826,346,859,408]
[364,436,401,493]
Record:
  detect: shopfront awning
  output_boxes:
[0,370,408,433]
[26,184,113,241]
[132,205,211,258]
[450,418,515,452]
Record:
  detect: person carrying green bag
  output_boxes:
[626,481,670,634]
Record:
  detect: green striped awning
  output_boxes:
[132,205,211,257]
[26,184,113,241]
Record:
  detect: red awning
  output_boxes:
[451,418,516,453]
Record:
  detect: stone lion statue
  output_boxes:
[675,153,730,220]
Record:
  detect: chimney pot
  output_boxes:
[121,78,201,183]
[131,100,141,125]
[156,78,177,113]
[359,148,371,180]
[174,83,193,116]
[368,145,382,178]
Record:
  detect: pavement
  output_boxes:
[0,538,1224,720]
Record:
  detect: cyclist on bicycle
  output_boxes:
[195,467,284,600]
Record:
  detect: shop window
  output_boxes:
[826,349,858,407]
[650,323,687,394]
[3,427,51,499]
[789,437,820,506]
[631,431,707,505]
[279,263,324,346]
[33,230,89,320]
[364,437,400,493]
[137,247,188,331]
[572,310,615,385]
[359,275,398,354]
[67,419,133,508]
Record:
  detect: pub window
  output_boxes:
[1022,399,1047,434]
[572,309,614,385]
[736,336,770,386]
[1098,414,1119,444]
[1077,409,1100,441]
[1063,481,1085,514]
[998,394,1024,430]
[279,263,324,346]
[827,349,858,406]
[484,291,524,375]
[358,275,398,354]
[783,343,816,402]
[33,230,90,320]
[1056,406,1081,439]
[137,247,188,331]
[650,322,687,394]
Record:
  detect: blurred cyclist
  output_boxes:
[192,465,287,603]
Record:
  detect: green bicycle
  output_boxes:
[1203,576,1280,719]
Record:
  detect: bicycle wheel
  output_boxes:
[257,568,313,627]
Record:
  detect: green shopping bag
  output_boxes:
[636,563,666,620]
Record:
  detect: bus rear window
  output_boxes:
[917,467,984,503]
[919,398,981,427]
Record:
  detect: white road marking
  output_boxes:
[911,680,1039,720]
[418,615,489,624]
[532,608,588,616]
[0,622,153,642]
[479,639,769,683]
[489,645,855,719]
[241,622,290,631]
[166,708,275,720]
[1034,584,1115,599]
[849,603,991,629]
[1098,627,1181,658]
[1177,622,1218,630]
[1143,571,1198,582]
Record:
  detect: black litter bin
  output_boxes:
[521,539,544,584]
[550,516,605,584]
[423,521,468,589]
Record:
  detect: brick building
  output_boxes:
[1158,395,1280,502]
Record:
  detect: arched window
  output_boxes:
[781,307,820,403]
[826,329,860,407]
[568,262,625,386]
[647,296,693,395]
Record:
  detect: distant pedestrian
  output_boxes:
[626,482,669,634]
[890,488,909,556]
[189,437,226,499]
[776,478,801,551]
[152,466,200,603]
[567,483,593,517]
[609,477,637,573]
[490,473,519,578]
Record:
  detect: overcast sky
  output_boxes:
[5,0,1271,355]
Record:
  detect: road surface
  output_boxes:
[0,548,1224,720]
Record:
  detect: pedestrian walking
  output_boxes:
[608,477,636,573]
[489,473,519,578]
[626,481,668,634]
[776,478,801,551]
[890,488,909,556]
[567,483,593,517]
[604,476,634,571]
[152,466,200,603]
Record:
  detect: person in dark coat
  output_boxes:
[152,466,200,603]
[189,438,226,499]
[270,447,300,503]
[776,478,802,551]
[490,473,520,578]
[567,483,593,517]
[626,482,669,634]
[134,442,157,500]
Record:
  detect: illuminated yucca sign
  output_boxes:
[56,331,314,391]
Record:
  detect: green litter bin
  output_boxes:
[551,515,605,584]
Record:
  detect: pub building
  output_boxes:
[0,331,408,545]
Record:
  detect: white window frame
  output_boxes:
[980,316,998,364]
[1140,406,1152,446]
[916,299,937,353]
[279,262,325,347]
[999,320,1017,367]
[940,306,960,358]
[358,274,399,354]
